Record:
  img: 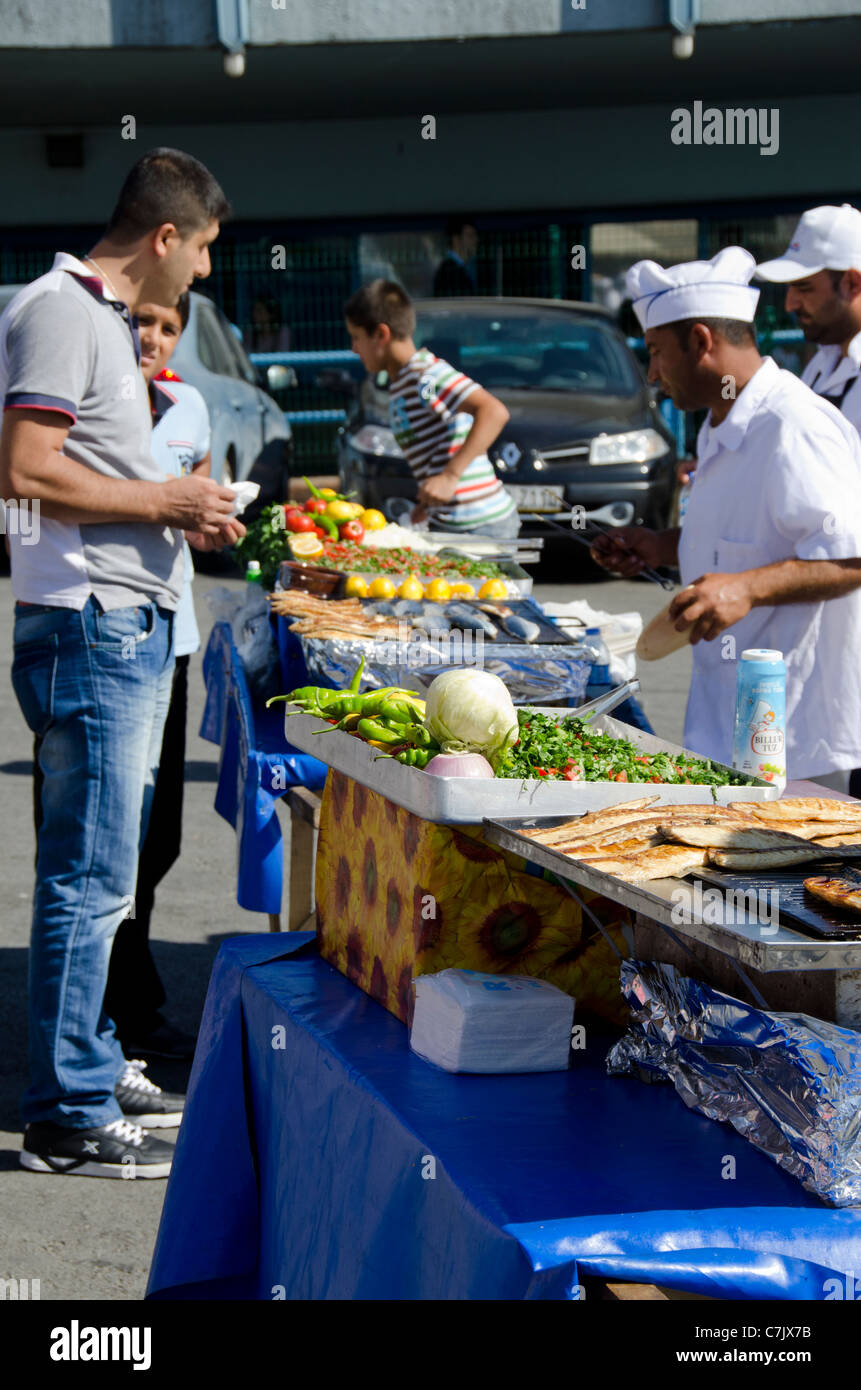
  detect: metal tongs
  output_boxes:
[520,512,675,592]
[573,677,640,721]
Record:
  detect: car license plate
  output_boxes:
[506,484,565,514]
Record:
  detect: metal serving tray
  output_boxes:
[284,706,777,826]
[482,816,861,973]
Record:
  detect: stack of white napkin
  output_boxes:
[409,969,574,1074]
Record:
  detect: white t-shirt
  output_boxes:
[801,329,861,439]
[678,357,861,779]
[150,376,211,656]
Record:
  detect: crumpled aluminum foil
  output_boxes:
[607,959,861,1207]
[300,635,593,705]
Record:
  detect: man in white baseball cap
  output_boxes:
[756,205,861,435]
[591,246,861,786]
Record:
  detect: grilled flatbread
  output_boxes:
[570,834,665,859]
[814,833,861,848]
[580,845,708,883]
[522,798,659,843]
[707,846,825,869]
[661,821,816,851]
[734,798,861,823]
[804,876,861,913]
[550,808,756,849]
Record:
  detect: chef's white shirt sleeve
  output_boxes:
[769,418,861,561]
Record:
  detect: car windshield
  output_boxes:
[413,309,641,394]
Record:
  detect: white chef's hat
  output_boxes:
[627,246,760,331]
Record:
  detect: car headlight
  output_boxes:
[589,428,669,465]
[351,424,403,458]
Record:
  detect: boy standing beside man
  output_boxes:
[344,279,520,539]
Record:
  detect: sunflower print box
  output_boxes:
[315,770,631,1027]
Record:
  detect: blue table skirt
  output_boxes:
[147,936,861,1301]
[200,622,327,913]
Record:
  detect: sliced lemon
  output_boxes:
[478,578,508,600]
[449,581,476,599]
[344,575,369,598]
[398,573,424,600]
[424,578,452,603]
[368,576,397,599]
[288,534,325,560]
[360,508,387,532]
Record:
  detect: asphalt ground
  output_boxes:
[0,560,691,1301]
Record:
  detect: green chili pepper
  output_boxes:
[317,514,339,540]
[267,686,339,709]
[303,475,323,499]
[395,747,434,768]
[375,699,422,725]
[348,653,366,694]
[357,718,405,745]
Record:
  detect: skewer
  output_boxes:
[520,512,675,591]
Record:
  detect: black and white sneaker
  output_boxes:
[20,1118,173,1179]
[116,1058,185,1128]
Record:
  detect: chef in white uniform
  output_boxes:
[755,204,861,438]
[591,246,861,784]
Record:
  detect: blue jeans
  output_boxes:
[12,597,174,1129]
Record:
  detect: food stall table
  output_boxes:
[147,933,861,1301]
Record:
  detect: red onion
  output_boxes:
[424,752,494,779]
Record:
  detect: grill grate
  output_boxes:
[696,864,861,940]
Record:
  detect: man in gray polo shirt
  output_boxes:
[0,148,242,1179]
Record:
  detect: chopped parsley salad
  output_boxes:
[319,541,505,580]
[495,710,754,785]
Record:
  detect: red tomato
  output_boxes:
[340,520,365,542]
[305,498,328,515]
[313,525,326,538]
[563,766,580,781]
[614,771,628,782]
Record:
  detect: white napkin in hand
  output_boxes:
[410,969,574,1073]
[226,481,261,516]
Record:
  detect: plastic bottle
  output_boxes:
[245,560,263,589]
[732,648,787,792]
[584,626,612,699]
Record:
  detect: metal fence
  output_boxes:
[0,209,814,472]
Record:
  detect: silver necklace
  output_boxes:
[83,254,123,304]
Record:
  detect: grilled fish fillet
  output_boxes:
[661,821,815,851]
[803,876,861,913]
[578,845,708,882]
[734,798,861,823]
[707,846,825,869]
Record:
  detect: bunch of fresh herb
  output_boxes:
[495,710,754,785]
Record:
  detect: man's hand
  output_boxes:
[410,503,429,525]
[589,525,672,578]
[185,520,246,552]
[159,474,240,534]
[418,470,459,507]
[669,572,754,643]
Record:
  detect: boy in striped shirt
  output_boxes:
[345,279,520,536]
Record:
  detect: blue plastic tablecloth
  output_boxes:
[147,935,861,1301]
[200,622,326,913]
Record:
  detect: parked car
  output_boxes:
[169,292,295,508]
[0,285,295,512]
[322,297,677,535]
